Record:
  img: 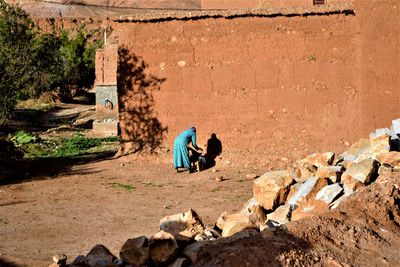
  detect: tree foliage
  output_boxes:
[0,0,101,124]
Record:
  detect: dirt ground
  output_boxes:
[1,151,399,267]
[0,151,257,266]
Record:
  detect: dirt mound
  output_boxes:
[194,169,400,266]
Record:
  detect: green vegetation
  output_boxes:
[12,132,119,159]
[109,182,136,192]
[0,0,102,124]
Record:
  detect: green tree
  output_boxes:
[0,0,36,124]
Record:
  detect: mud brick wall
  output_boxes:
[113,0,399,163]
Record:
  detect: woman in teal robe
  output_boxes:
[173,127,202,171]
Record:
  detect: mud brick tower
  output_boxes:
[93,44,119,136]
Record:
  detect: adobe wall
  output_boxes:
[112,0,399,166]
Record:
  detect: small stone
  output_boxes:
[120,163,125,167]
[177,60,186,67]
[52,254,67,265]
[212,168,218,173]
[316,184,343,205]
[215,176,224,182]
[246,173,258,180]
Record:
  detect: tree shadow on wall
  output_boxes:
[117,47,167,154]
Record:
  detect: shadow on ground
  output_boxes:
[0,151,115,186]
[0,257,21,267]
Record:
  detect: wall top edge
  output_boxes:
[113,3,354,23]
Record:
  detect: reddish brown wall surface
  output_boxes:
[113,0,399,165]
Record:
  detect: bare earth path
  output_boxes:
[0,153,254,266]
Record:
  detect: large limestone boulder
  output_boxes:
[316,183,343,205]
[339,138,370,163]
[215,211,229,231]
[266,204,291,226]
[159,209,204,244]
[287,177,329,207]
[315,166,343,183]
[291,163,316,183]
[291,199,329,221]
[85,245,118,267]
[300,152,335,168]
[370,129,391,158]
[341,159,378,184]
[240,197,259,215]
[285,183,301,204]
[376,151,400,170]
[160,209,204,234]
[341,175,365,196]
[119,236,149,266]
[253,170,293,210]
[221,213,258,237]
[149,231,178,266]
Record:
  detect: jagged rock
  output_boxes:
[160,209,204,234]
[215,211,229,231]
[315,166,343,183]
[329,194,346,209]
[316,183,343,205]
[119,236,149,266]
[167,257,189,267]
[341,159,378,184]
[253,170,293,210]
[291,162,316,183]
[291,199,329,221]
[370,129,391,158]
[159,209,204,244]
[285,183,301,204]
[376,151,400,170]
[339,138,370,163]
[300,152,335,168]
[288,177,329,207]
[85,245,118,267]
[342,175,365,196]
[240,197,259,215]
[221,213,258,237]
[149,231,178,266]
[266,204,291,226]
[53,254,67,265]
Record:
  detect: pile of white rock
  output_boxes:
[51,119,400,267]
